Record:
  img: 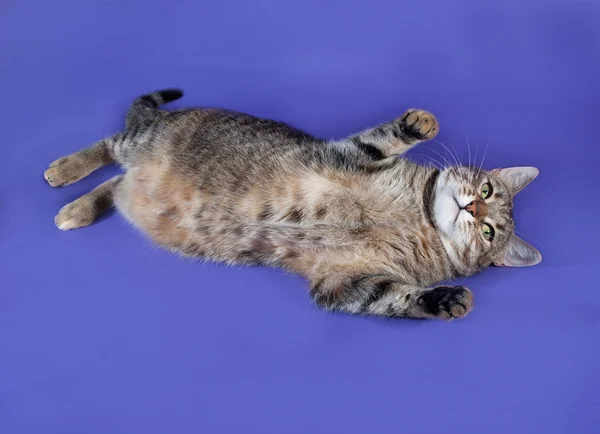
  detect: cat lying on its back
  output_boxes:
[44,89,541,320]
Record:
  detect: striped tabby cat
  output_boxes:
[44,90,541,320]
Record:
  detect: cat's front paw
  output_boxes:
[417,285,473,320]
[399,109,439,141]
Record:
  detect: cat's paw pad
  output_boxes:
[417,285,473,320]
[399,109,439,141]
[44,156,82,187]
[54,199,96,230]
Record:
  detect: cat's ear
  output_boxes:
[492,167,539,195]
[493,234,542,267]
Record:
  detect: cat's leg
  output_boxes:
[339,109,439,163]
[54,175,123,230]
[309,272,473,320]
[44,133,126,187]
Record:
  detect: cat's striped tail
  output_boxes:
[126,89,184,128]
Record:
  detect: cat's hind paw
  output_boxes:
[44,156,80,187]
[54,198,97,230]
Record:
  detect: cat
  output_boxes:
[44,89,541,320]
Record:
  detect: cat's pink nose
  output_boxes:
[465,201,477,217]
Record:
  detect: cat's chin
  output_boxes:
[432,183,460,238]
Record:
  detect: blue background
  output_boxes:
[2,1,599,433]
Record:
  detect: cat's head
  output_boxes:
[432,165,541,274]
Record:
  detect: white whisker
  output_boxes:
[448,135,462,165]
[434,139,460,167]
[425,145,454,168]
[416,153,445,170]
[461,124,471,171]
[476,132,492,179]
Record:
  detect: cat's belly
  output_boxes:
[111,160,453,284]
[113,161,205,252]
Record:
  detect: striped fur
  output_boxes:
[44,90,541,320]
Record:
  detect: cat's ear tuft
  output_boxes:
[492,167,539,195]
[493,234,542,267]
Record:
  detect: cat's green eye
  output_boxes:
[481,223,495,241]
[481,183,493,199]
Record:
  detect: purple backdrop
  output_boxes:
[1,0,599,433]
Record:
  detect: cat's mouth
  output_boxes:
[452,196,461,224]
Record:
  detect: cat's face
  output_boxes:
[432,165,541,274]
